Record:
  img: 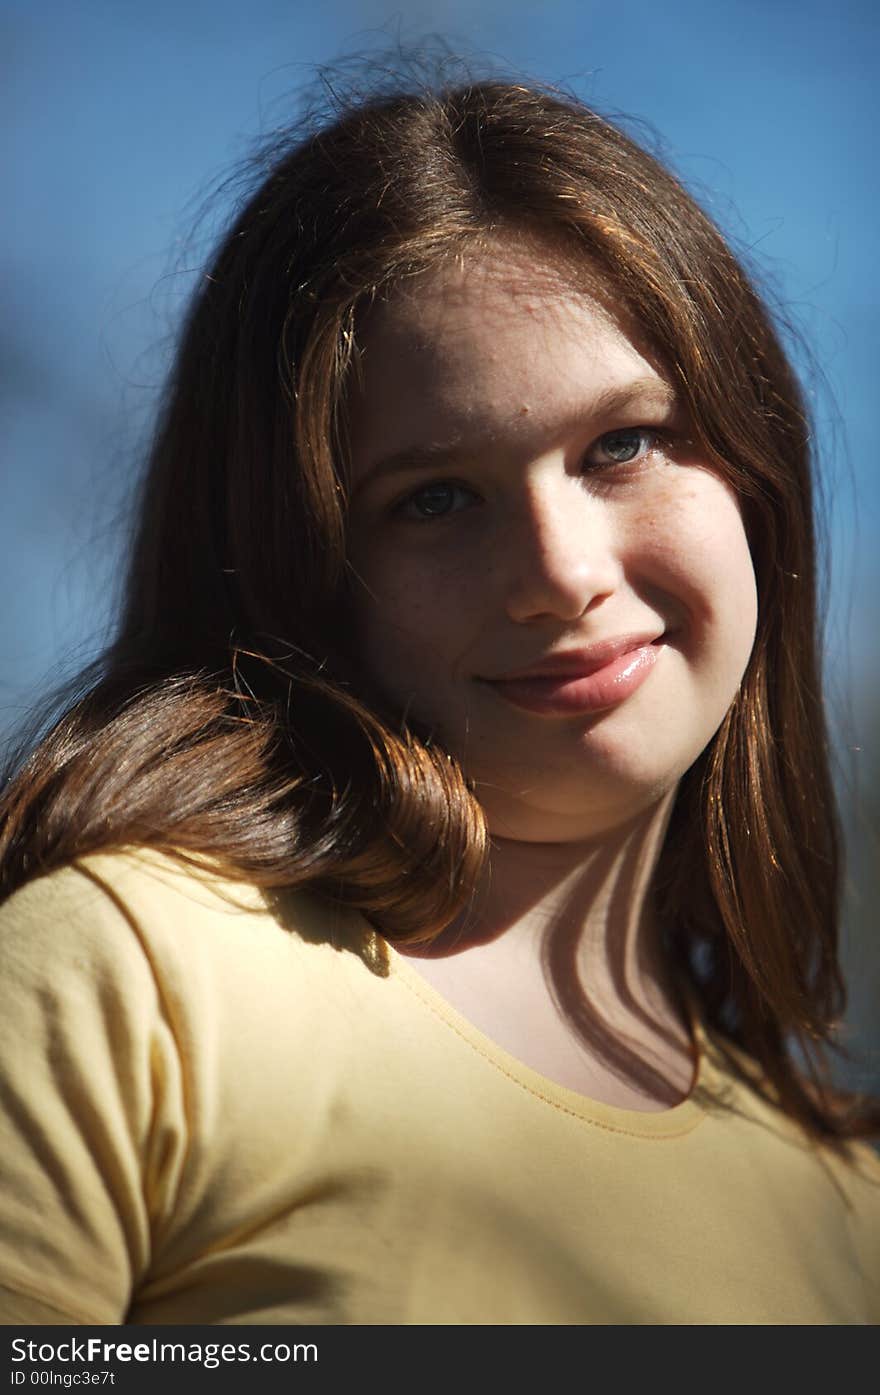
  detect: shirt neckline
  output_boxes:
[386,941,716,1138]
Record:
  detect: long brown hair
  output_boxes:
[2,71,877,1148]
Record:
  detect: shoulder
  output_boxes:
[2,845,331,960]
[0,851,194,1322]
[0,847,387,1323]
[0,846,388,1051]
[0,849,229,1120]
[699,1024,880,1209]
[0,852,167,1035]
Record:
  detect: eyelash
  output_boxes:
[391,426,670,523]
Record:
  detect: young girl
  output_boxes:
[1,75,878,1327]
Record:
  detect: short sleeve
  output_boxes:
[0,863,188,1324]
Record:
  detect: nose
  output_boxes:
[501,476,621,624]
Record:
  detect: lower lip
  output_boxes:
[482,643,662,716]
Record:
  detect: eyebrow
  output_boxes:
[355,377,680,489]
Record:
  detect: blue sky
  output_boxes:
[3,0,878,743]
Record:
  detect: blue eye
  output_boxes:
[587,427,661,467]
[395,481,478,520]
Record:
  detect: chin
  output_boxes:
[474,771,681,843]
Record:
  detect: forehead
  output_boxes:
[358,239,637,363]
[346,240,669,472]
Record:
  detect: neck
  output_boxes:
[411,790,680,1022]
[397,789,696,1107]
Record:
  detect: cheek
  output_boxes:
[351,552,477,683]
[640,476,755,613]
[661,492,758,677]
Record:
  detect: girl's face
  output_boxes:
[346,243,758,842]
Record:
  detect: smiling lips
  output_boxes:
[480,636,664,715]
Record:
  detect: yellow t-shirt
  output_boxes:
[0,847,877,1325]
